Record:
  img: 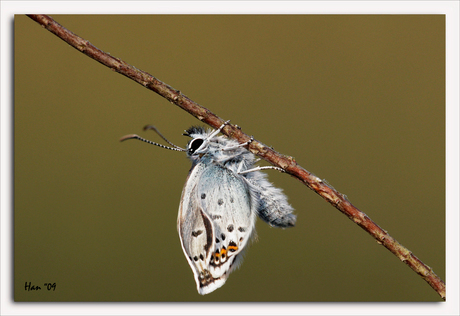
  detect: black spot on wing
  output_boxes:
[192,230,203,237]
[227,224,234,232]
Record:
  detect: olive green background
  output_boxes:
[14,15,445,301]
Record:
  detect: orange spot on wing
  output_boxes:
[228,245,238,252]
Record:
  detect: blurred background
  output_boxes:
[14,15,445,301]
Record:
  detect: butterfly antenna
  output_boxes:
[119,134,185,152]
[143,125,185,150]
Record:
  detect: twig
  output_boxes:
[27,14,446,300]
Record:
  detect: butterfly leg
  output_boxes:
[223,136,254,151]
[207,120,231,139]
[238,165,286,175]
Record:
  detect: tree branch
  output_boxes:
[27,14,446,300]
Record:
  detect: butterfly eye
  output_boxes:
[188,138,204,154]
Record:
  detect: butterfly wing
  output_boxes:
[178,160,256,295]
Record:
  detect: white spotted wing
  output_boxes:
[178,157,256,295]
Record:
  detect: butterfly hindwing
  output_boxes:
[178,158,256,295]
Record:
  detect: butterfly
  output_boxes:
[121,120,296,294]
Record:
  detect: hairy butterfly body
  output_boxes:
[121,121,296,295]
